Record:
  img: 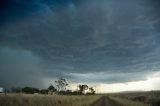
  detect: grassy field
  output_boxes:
[0,94,101,106]
[107,91,160,106]
[0,91,160,106]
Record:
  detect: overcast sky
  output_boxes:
[0,0,160,92]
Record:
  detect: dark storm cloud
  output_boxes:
[0,0,84,25]
[0,0,160,87]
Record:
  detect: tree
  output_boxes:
[22,87,33,94]
[32,88,40,93]
[55,78,68,92]
[89,87,95,95]
[78,84,88,94]
[22,87,39,94]
[65,90,72,95]
[48,84,57,95]
[58,90,72,95]
[40,89,49,94]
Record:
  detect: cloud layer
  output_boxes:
[0,0,160,88]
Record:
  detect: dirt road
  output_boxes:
[91,96,121,106]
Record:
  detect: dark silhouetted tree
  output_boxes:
[40,89,49,94]
[78,84,88,94]
[48,84,57,95]
[55,78,68,92]
[22,87,39,94]
[89,87,95,95]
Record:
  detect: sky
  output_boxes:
[0,0,160,93]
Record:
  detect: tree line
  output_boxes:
[11,78,96,95]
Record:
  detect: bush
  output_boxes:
[132,96,146,102]
[86,92,95,95]
[40,89,49,94]
[22,87,39,94]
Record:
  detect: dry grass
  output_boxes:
[0,93,101,106]
[109,96,149,106]
[107,91,160,106]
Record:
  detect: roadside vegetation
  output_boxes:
[108,91,160,106]
[0,94,101,106]
[0,78,99,106]
[1,78,160,106]
[8,78,96,95]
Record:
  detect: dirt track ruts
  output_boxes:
[91,96,121,106]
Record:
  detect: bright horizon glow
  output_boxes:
[97,73,160,93]
[43,72,160,93]
[66,72,160,93]
[67,72,160,93]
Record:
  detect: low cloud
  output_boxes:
[0,48,45,88]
